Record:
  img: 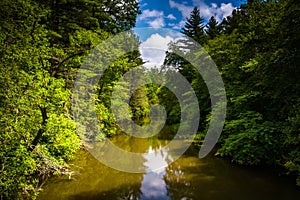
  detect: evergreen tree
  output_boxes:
[219,6,248,34]
[164,7,206,78]
[205,16,220,40]
[181,7,206,44]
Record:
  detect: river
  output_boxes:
[38,130,300,200]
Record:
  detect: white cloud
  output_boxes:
[192,0,236,22]
[140,2,148,8]
[219,3,235,19]
[169,0,236,26]
[139,34,175,68]
[138,9,166,29]
[171,20,186,30]
[141,33,173,51]
[169,0,193,19]
[166,14,177,20]
[211,3,218,9]
[139,9,164,20]
[148,17,165,29]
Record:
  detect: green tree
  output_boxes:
[207,0,300,186]
[219,7,248,35]
[163,8,212,132]
[181,7,207,45]
[0,0,83,196]
[164,0,300,186]
[205,16,220,40]
[0,0,142,198]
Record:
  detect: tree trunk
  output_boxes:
[29,106,48,151]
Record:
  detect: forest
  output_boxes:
[0,0,299,199]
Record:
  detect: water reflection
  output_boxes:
[141,146,171,200]
[38,133,300,200]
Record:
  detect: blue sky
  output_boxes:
[134,0,245,68]
[136,0,245,30]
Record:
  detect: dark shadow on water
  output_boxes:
[67,183,143,200]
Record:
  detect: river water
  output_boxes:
[38,132,300,200]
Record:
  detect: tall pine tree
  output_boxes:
[206,16,220,40]
[181,7,207,45]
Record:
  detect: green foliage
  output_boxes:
[0,0,142,198]
[283,103,300,186]
[95,50,145,136]
[211,0,300,185]
[219,114,284,165]
[36,0,141,35]
[42,114,80,161]
[163,0,300,186]
[129,85,150,121]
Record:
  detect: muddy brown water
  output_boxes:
[38,133,300,200]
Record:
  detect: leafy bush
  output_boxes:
[219,113,284,165]
[41,114,81,161]
[283,105,300,186]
